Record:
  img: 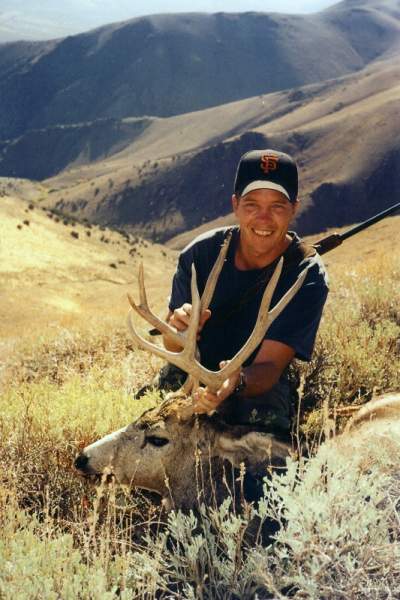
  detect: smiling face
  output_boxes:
[232,188,299,268]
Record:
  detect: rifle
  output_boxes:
[313,201,400,256]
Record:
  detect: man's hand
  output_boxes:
[192,361,241,415]
[163,305,211,352]
[168,304,211,337]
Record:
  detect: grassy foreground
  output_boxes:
[0,248,399,599]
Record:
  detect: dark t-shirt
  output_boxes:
[169,226,329,372]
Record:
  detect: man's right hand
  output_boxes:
[168,303,211,335]
[164,304,211,351]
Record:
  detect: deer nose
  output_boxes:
[74,454,89,471]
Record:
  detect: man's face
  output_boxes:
[232,188,299,256]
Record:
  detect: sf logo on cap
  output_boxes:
[260,154,279,174]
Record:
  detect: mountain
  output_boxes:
[1,0,399,141]
[39,53,400,244]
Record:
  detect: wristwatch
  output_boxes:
[233,369,247,396]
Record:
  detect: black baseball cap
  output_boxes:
[234,149,298,203]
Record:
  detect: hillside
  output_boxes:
[0,117,155,180]
[42,54,400,243]
[1,0,400,141]
[1,176,398,345]
[0,187,176,344]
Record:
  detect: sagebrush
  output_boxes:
[0,250,399,598]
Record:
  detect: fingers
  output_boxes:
[192,388,220,415]
[169,303,192,331]
[169,305,211,335]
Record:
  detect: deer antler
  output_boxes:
[127,232,232,393]
[127,233,310,395]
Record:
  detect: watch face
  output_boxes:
[234,371,246,395]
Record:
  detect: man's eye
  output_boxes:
[146,436,169,447]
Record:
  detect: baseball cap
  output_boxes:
[233,149,298,203]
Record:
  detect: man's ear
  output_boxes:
[292,198,300,217]
[231,194,239,215]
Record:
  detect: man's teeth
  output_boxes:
[253,229,273,237]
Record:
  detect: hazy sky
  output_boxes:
[0,0,338,42]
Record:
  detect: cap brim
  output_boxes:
[240,181,291,201]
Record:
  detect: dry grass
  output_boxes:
[0,208,399,597]
[0,194,176,342]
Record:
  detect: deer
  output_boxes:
[74,232,400,514]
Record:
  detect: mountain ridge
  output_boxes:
[39,54,400,244]
[1,1,399,140]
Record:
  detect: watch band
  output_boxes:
[233,369,247,396]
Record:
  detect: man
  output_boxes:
[162,149,329,437]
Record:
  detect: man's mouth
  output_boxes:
[251,228,273,237]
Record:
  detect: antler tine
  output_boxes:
[127,309,182,365]
[138,263,148,306]
[127,309,223,388]
[200,231,232,312]
[217,259,312,381]
[181,264,201,361]
[127,263,183,346]
[266,265,310,323]
[172,233,231,394]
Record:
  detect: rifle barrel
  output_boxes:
[313,201,400,255]
[340,201,400,241]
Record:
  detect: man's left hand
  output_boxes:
[192,361,241,415]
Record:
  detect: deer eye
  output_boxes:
[146,435,169,447]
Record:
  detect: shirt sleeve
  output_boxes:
[168,249,193,311]
[264,262,329,362]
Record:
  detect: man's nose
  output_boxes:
[256,207,274,220]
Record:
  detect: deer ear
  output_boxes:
[214,431,291,474]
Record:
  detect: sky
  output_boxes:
[0,0,338,42]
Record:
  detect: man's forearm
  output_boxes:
[241,362,282,397]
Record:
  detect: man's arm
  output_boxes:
[241,339,295,395]
[192,339,295,414]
